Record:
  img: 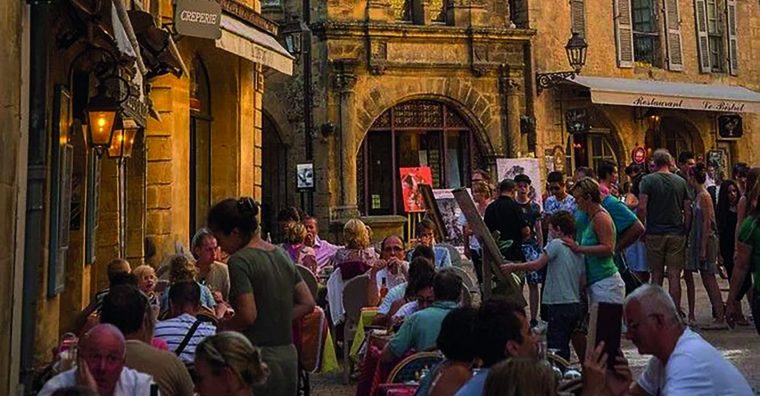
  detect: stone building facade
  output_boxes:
[530,0,760,177]
[263,0,534,239]
[16,0,292,383]
[0,1,28,393]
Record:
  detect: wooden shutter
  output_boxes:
[663,0,684,71]
[614,0,634,68]
[726,0,739,75]
[571,0,586,37]
[694,0,711,73]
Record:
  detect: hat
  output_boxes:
[514,174,532,184]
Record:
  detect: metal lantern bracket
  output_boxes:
[536,32,588,95]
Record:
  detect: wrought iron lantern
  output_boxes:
[536,32,589,95]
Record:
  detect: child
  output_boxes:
[133,264,159,308]
[500,211,585,360]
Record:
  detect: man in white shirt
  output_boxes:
[584,284,752,396]
[39,324,154,396]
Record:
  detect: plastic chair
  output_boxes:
[297,264,319,300]
[342,273,370,383]
[386,351,444,384]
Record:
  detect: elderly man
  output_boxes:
[39,324,154,396]
[303,215,340,270]
[100,285,194,396]
[584,284,752,396]
[367,235,409,306]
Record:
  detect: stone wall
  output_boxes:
[0,0,25,392]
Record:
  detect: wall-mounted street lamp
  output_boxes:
[536,32,588,95]
[107,119,140,159]
[281,19,309,61]
[85,84,119,156]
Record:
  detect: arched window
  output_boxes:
[357,100,486,216]
[566,131,619,174]
[189,57,212,237]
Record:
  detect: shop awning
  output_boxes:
[566,76,760,113]
[216,15,294,76]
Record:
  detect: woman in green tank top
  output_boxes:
[562,178,625,305]
[207,197,316,396]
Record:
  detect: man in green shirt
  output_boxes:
[381,269,462,362]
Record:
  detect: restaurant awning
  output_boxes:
[566,76,760,113]
[216,14,294,76]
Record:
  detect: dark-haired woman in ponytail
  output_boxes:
[685,164,726,329]
[207,197,316,396]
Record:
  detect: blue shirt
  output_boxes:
[387,301,458,358]
[454,368,490,396]
[160,282,217,313]
[575,195,637,240]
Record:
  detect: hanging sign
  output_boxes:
[175,0,222,40]
[296,163,314,191]
[632,147,647,164]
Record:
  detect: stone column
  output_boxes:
[333,59,360,220]
[500,65,524,157]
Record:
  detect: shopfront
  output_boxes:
[559,76,760,174]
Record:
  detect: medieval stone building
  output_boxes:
[264,0,534,239]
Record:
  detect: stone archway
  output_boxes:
[354,82,498,159]
[260,112,290,241]
[356,98,488,216]
[646,115,705,158]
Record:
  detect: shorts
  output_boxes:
[545,303,585,360]
[645,234,686,274]
[686,234,719,274]
[522,243,545,284]
[625,240,649,273]
[589,273,625,305]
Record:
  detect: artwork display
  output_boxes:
[496,158,543,210]
[433,189,467,247]
[399,166,433,213]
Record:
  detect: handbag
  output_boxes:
[614,252,643,295]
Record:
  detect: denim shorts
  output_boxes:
[589,273,625,305]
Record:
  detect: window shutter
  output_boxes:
[614,0,634,68]
[726,0,739,75]
[571,0,586,37]
[663,0,684,71]
[694,0,711,73]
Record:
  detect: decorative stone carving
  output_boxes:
[369,40,388,75]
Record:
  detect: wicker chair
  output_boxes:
[386,351,444,384]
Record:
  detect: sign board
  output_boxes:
[175,0,222,40]
[399,167,433,213]
[591,92,760,113]
[632,146,646,164]
[717,114,743,140]
[296,163,314,191]
[495,158,543,210]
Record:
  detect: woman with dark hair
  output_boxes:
[415,307,478,396]
[727,181,760,333]
[207,198,316,396]
[684,164,726,329]
[717,179,751,325]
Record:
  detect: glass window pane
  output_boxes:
[367,132,394,215]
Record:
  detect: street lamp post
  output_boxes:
[536,32,588,95]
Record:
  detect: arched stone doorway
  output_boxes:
[357,99,487,216]
[645,116,705,159]
[261,114,289,242]
[189,57,212,238]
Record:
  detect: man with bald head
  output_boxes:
[584,284,751,395]
[39,324,154,396]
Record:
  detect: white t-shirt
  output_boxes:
[637,328,752,396]
[39,366,155,396]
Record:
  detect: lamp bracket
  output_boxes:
[536,71,577,95]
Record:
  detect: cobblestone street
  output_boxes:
[311,278,760,395]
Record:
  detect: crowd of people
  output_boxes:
[36,148,758,396]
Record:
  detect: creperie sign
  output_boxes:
[175,0,222,40]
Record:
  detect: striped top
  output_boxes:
[154,313,217,364]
